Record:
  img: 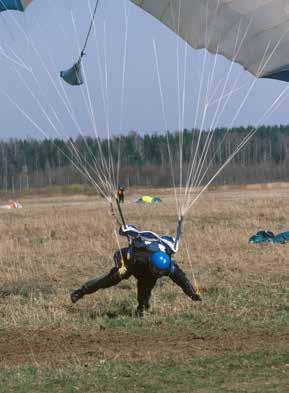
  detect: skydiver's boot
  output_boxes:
[70,269,121,303]
[135,305,145,318]
[135,302,150,318]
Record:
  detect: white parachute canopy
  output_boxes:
[130,0,289,82]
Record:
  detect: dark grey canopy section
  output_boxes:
[60,59,84,86]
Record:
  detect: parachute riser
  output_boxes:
[174,215,184,251]
[110,201,121,226]
[115,197,131,246]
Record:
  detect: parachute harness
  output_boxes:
[114,197,131,277]
[112,199,201,295]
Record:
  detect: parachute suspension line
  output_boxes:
[184,31,289,215]
[188,63,251,197]
[182,43,232,209]
[8,45,103,191]
[189,23,289,209]
[192,74,254,199]
[70,11,115,197]
[176,0,190,216]
[0,0,30,43]
[183,38,209,207]
[86,2,120,194]
[0,88,111,201]
[191,75,243,195]
[115,0,129,191]
[207,80,250,108]
[179,41,188,212]
[103,20,117,194]
[55,67,113,197]
[80,0,100,59]
[14,18,115,199]
[256,27,289,79]
[55,62,114,198]
[67,8,119,197]
[152,39,179,217]
[183,17,254,213]
[184,240,201,297]
[183,0,213,211]
[187,84,289,212]
[0,44,31,71]
[165,0,189,218]
[47,52,76,116]
[8,44,31,71]
[9,63,111,199]
[119,0,129,135]
[186,20,247,206]
[176,0,182,209]
[182,7,204,196]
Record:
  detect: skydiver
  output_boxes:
[117,186,125,204]
[70,225,201,317]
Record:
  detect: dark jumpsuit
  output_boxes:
[79,245,199,316]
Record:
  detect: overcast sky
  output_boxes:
[0,0,289,140]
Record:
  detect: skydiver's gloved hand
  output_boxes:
[119,225,128,236]
[70,288,84,303]
[192,292,202,301]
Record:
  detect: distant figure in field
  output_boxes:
[117,186,125,204]
[70,225,201,317]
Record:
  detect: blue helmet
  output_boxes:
[150,251,172,275]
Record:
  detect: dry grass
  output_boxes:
[0,185,288,392]
[0,186,288,328]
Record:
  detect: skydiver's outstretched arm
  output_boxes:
[169,263,201,301]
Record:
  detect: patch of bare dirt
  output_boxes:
[0,327,288,368]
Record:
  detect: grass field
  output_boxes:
[0,184,289,392]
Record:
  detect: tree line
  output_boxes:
[1,125,289,193]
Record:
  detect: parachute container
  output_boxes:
[130,0,289,82]
[60,59,84,86]
[0,0,33,12]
